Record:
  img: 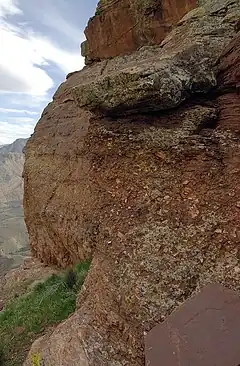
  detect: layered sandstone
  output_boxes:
[24,0,240,364]
[217,30,240,132]
[81,0,198,63]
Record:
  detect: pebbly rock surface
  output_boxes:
[24,0,240,365]
[82,0,197,63]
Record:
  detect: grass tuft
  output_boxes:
[0,260,91,366]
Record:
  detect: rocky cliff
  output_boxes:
[81,0,197,63]
[24,0,240,364]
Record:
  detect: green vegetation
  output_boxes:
[94,0,108,16]
[0,260,91,366]
[31,352,42,366]
[95,7,103,16]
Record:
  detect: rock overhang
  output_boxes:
[72,0,239,117]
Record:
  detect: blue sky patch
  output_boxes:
[0,0,98,144]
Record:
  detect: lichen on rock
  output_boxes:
[74,0,239,116]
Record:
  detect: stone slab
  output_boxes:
[145,283,240,366]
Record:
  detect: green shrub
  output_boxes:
[95,7,103,15]
[0,345,5,365]
[65,270,77,290]
[0,260,91,366]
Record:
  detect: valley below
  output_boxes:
[0,139,29,276]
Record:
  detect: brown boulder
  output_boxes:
[82,0,198,63]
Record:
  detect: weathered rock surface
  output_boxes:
[24,1,240,365]
[145,284,240,366]
[76,0,240,115]
[217,30,240,132]
[82,0,197,63]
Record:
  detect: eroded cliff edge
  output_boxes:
[82,0,198,63]
[24,0,240,364]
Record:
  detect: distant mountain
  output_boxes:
[0,138,28,154]
[0,138,29,276]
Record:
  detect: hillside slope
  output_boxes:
[0,139,28,155]
[0,138,29,275]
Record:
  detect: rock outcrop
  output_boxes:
[24,0,240,364]
[76,0,239,116]
[82,0,198,63]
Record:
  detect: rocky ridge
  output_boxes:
[82,0,197,63]
[24,0,240,364]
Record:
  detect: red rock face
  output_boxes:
[218,31,240,88]
[24,27,240,365]
[217,32,240,133]
[83,0,198,63]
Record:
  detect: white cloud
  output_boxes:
[6,116,35,123]
[27,35,84,75]
[0,107,38,115]
[9,93,49,108]
[0,22,54,95]
[0,0,84,96]
[0,0,22,17]
[0,0,86,144]
[0,120,35,144]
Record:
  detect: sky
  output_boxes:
[0,0,98,145]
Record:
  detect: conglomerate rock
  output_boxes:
[24,0,240,364]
